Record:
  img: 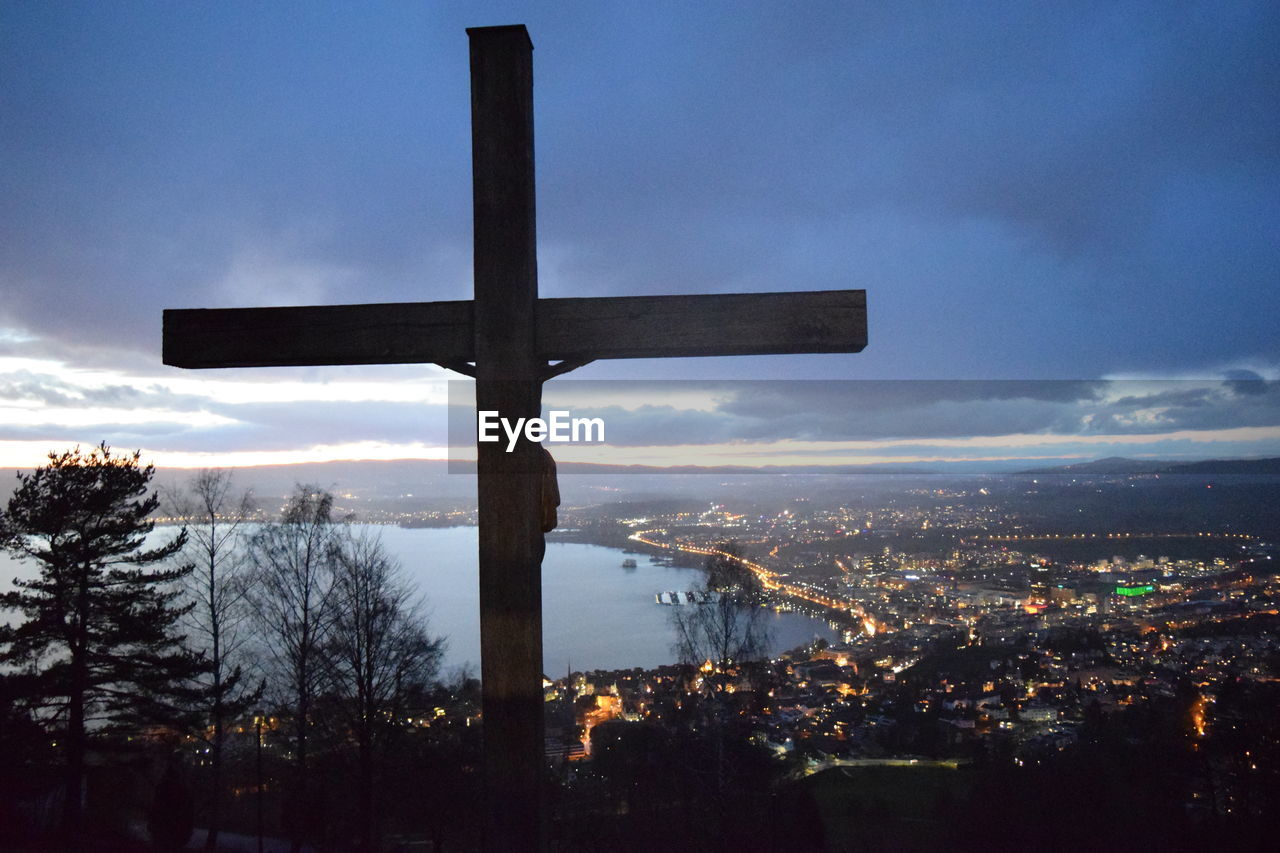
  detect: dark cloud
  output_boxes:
[0,371,221,422]
[1,0,1277,393]
[524,379,1280,447]
[1225,370,1269,396]
[717,381,1104,417]
[0,374,182,410]
[1085,381,1280,434]
[4,373,1276,463]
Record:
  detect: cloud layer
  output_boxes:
[2,2,1278,463]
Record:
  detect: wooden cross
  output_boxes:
[163,25,865,852]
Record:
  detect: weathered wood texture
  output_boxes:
[163,289,865,369]
[468,25,546,853]
[162,302,473,368]
[538,290,866,359]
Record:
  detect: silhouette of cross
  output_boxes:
[164,24,866,852]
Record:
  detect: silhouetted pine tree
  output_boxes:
[0,443,205,836]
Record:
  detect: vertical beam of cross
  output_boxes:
[468,25,545,853]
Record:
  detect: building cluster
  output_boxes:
[545,490,1279,790]
[532,575,1279,803]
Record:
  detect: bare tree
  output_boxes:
[672,542,772,687]
[168,469,260,851]
[245,486,340,851]
[323,529,444,852]
[670,542,773,810]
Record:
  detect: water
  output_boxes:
[1,526,838,676]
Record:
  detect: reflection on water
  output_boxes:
[380,526,837,675]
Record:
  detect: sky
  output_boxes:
[1,1,1278,470]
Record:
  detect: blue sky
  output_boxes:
[1,1,1277,468]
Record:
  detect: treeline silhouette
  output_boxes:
[0,444,463,852]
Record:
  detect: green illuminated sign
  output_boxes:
[1115,585,1155,597]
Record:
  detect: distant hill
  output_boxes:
[1165,457,1280,476]
[1015,456,1173,476]
[1016,456,1280,477]
[150,459,472,503]
[146,458,942,500]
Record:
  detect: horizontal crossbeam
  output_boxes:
[163,289,866,370]
[163,301,475,369]
[538,290,866,360]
